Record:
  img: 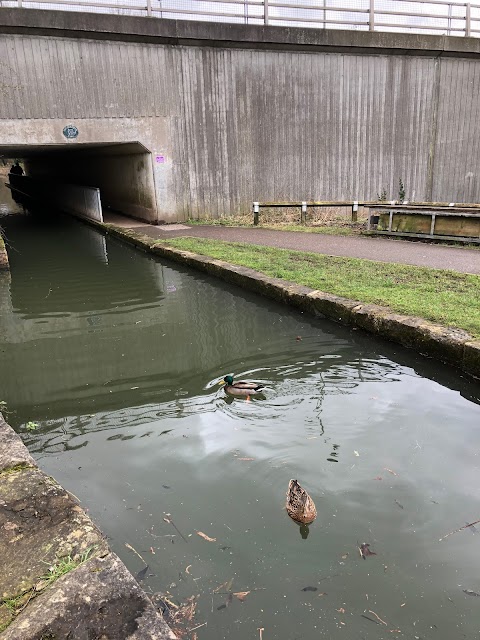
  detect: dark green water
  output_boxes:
[1,192,480,639]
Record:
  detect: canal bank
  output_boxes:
[94,222,480,381]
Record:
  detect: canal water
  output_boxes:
[1,189,480,639]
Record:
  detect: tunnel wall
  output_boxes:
[9,174,103,222]
[27,152,157,222]
[2,11,480,219]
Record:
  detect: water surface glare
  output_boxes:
[1,208,480,640]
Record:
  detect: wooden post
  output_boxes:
[301,201,307,224]
[352,200,358,222]
[253,202,259,226]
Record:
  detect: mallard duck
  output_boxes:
[286,479,317,524]
[219,375,264,398]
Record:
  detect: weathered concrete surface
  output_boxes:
[0,466,108,601]
[3,10,480,219]
[0,415,175,638]
[98,223,480,380]
[2,554,176,640]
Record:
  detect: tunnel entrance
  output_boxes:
[0,142,158,224]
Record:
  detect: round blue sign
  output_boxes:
[63,125,79,139]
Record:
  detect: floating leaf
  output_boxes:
[234,591,251,602]
[197,531,216,542]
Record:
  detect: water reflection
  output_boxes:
[2,208,480,640]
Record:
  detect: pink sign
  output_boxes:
[156,155,166,163]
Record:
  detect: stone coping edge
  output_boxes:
[98,223,480,381]
[0,412,176,639]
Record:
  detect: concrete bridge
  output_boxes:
[1,8,480,223]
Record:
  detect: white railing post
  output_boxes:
[146,0,152,16]
[264,0,269,25]
[369,0,375,31]
[466,3,472,36]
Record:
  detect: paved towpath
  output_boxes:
[105,214,480,275]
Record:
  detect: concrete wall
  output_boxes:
[9,174,103,221]
[1,10,480,220]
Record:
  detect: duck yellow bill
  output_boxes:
[218,380,225,385]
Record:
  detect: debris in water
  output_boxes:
[302,586,318,592]
[197,531,216,542]
[125,543,147,564]
[384,468,398,476]
[336,607,346,614]
[439,518,480,541]
[354,451,360,457]
[368,610,387,625]
[185,565,192,574]
[162,485,171,489]
[135,565,149,582]
[296,336,302,341]
[466,522,479,534]
[394,500,404,510]
[163,514,188,543]
[374,476,383,481]
[233,591,251,602]
[463,589,480,597]
[257,627,264,640]
[238,457,255,461]
[361,614,381,626]
[359,543,377,560]
[214,579,234,593]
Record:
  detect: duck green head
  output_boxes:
[222,375,234,385]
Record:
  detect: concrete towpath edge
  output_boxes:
[0,412,176,639]
[100,222,480,380]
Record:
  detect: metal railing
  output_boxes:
[3,0,480,37]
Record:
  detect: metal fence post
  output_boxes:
[253,202,260,225]
[264,0,269,25]
[369,0,375,31]
[466,3,471,36]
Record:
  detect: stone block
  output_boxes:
[2,553,176,640]
[0,415,36,473]
[306,290,360,324]
[0,467,108,600]
[463,340,480,379]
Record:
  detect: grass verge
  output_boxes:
[187,217,362,235]
[161,237,480,338]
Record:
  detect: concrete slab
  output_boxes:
[2,553,176,640]
[0,467,108,601]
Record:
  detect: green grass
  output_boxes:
[161,237,480,338]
